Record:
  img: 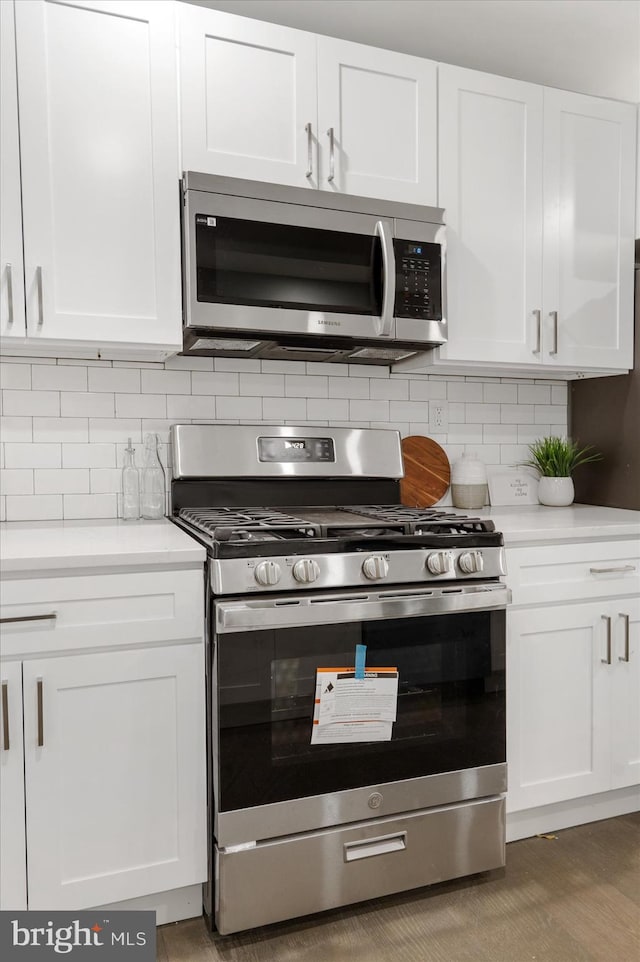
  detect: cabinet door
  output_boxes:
[179,5,317,188]
[0,661,27,910]
[610,600,640,790]
[543,89,636,370]
[317,37,437,204]
[23,645,206,909]
[15,0,181,348]
[0,0,26,338]
[507,603,611,812]
[438,65,543,365]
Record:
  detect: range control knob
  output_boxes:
[362,555,389,581]
[426,551,454,576]
[254,560,282,587]
[458,550,484,575]
[292,558,321,584]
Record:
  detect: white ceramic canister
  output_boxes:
[451,452,488,510]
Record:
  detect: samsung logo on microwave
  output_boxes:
[316,319,341,327]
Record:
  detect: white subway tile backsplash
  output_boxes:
[0,357,567,521]
[166,395,216,420]
[3,390,60,417]
[285,375,328,398]
[0,469,33,495]
[192,371,238,395]
[32,365,87,391]
[35,469,89,495]
[0,496,5,522]
[141,370,191,394]
[328,377,368,399]
[33,418,88,442]
[518,384,551,405]
[216,396,262,420]
[63,494,118,520]
[115,394,166,419]
[61,392,115,418]
[1,363,31,390]
[62,443,115,468]
[6,494,63,521]
[239,373,284,397]
[5,443,62,469]
[88,367,140,393]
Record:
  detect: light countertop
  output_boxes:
[0,518,206,575]
[474,503,640,545]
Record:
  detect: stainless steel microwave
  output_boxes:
[181,173,447,366]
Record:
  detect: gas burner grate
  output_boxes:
[343,505,494,535]
[178,507,321,541]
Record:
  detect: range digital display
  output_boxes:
[258,437,335,463]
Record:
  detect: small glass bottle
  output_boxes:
[141,433,166,520]
[121,438,140,520]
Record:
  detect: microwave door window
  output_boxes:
[195,216,382,316]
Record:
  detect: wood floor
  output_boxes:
[158,813,640,962]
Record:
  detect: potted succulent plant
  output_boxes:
[522,436,602,506]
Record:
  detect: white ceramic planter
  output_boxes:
[538,476,574,506]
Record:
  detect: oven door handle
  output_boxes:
[375,219,396,338]
[216,584,510,633]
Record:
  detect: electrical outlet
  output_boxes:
[428,399,449,434]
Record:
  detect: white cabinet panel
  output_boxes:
[0,661,27,910]
[0,0,26,338]
[23,645,206,909]
[507,604,611,812]
[543,89,636,370]
[15,0,181,349]
[437,65,543,365]
[179,5,317,188]
[611,600,640,790]
[317,37,437,204]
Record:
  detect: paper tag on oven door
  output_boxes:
[310,668,398,744]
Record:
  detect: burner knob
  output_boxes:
[426,551,454,575]
[292,559,321,584]
[362,555,389,581]
[458,550,484,574]
[254,560,282,586]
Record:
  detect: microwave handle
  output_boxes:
[375,220,396,337]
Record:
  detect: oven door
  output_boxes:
[183,189,398,340]
[212,583,508,846]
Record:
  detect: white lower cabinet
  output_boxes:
[507,598,639,813]
[0,567,206,913]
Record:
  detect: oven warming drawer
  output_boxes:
[215,795,505,934]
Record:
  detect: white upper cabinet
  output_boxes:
[542,88,636,370]
[316,37,437,204]
[13,0,181,354]
[177,9,437,205]
[437,65,544,366]
[0,0,26,339]
[179,6,318,188]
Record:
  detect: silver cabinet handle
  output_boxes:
[327,127,335,183]
[305,122,313,179]
[548,310,558,356]
[601,615,612,665]
[5,263,14,325]
[1,682,9,751]
[532,309,541,355]
[589,565,636,575]
[344,831,406,862]
[375,220,396,338]
[37,679,44,747]
[0,612,57,625]
[619,613,630,663]
[36,265,44,326]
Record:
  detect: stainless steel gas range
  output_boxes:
[170,424,509,935]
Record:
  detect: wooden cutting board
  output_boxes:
[399,436,451,507]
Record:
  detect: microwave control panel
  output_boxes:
[393,240,442,320]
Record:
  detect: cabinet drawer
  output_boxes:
[506,541,640,607]
[0,569,203,658]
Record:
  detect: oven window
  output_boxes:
[195,215,382,315]
[215,610,505,812]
